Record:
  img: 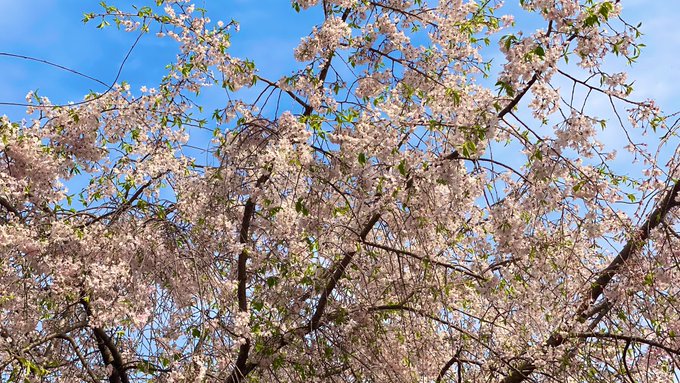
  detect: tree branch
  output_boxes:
[81,298,129,383]
[309,214,380,331]
[567,332,680,357]
[57,334,100,383]
[436,349,461,383]
[228,172,270,383]
[0,195,20,218]
[501,179,680,383]
[576,179,680,320]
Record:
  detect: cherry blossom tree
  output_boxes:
[1,0,679,382]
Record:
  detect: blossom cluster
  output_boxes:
[0,1,677,382]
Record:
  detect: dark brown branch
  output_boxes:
[495,20,558,121]
[567,332,680,357]
[302,8,351,116]
[361,239,485,281]
[501,179,680,383]
[225,9,352,379]
[81,299,129,383]
[309,214,380,330]
[499,362,536,383]
[228,172,270,383]
[622,339,635,383]
[0,196,20,218]
[576,180,680,320]
[256,76,311,112]
[368,304,471,333]
[497,74,538,119]
[367,303,524,379]
[225,363,257,383]
[82,172,167,228]
[436,349,461,383]
[57,334,99,383]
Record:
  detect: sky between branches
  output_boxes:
[0,0,678,204]
[1,1,678,115]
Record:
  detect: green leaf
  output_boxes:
[268,206,283,217]
[397,159,407,177]
[599,2,613,19]
[500,34,517,51]
[333,204,350,217]
[295,198,309,216]
[358,152,367,166]
[461,141,476,157]
[137,6,153,17]
[160,357,170,367]
[584,13,600,27]
[266,276,278,288]
[82,13,95,23]
[532,45,545,58]
[137,361,155,374]
[572,180,586,193]
[445,88,461,106]
[191,327,201,338]
[496,80,515,97]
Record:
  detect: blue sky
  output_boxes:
[0,1,323,117]
[1,1,678,116]
[1,1,678,302]
[0,0,678,172]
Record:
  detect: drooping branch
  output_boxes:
[436,349,471,383]
[436,350,460,383]
[228,172,270,383]
[82,172,167,228]
[80,299,129,383]
[497,74,538,120]
[57,334,100,383]
[500,179,680,383]
[566,332,680,357]
[302,7,351,116]
[256,75,311,111]
[309,213,380,331]
[226,8,353,378]
[576,179,680,320]
[0,31,143,109]
[361,239,485,281]
[0,195,20,218]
